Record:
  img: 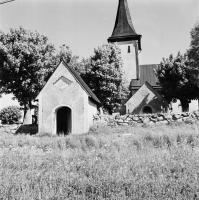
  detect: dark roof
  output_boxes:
[143,81,166,101]
[108,0,142,49]
[131,64,161,88]
[62,61,101,104]
[111,0,137,37]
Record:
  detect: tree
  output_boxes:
[154,52,198,112]
[0,27,77,124]
[56,44,81,73]
[187,20,199,77]
[80,43,129,114]
[0,27,57,124]
[0,28,79,124]
[0,105,22,124]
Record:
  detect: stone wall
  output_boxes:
[1,111,199,135]
[0,124,20,134]
[94,111,199,127]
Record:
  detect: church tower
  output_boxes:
[108,0,142,82]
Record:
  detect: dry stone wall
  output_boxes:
[94,111,199,127]
[1,111,199,135]
[0,124,20,134]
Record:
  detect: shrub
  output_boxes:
[0,106,22,124]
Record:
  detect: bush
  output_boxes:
[0,106,22,124]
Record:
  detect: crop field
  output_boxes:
[1,122,199,199]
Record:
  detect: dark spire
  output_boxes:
[111,0,137,37]
[108,0,142,50]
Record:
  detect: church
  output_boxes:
[2,0,197,135]
[108,0,198,114]
[36,0,198,135]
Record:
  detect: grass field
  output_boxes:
[1,122,199,199]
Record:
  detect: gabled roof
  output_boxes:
[108,0,142,48]
[131,64,161,89]
[126,81,168,105]
[63,61,100,104]
[142,81,167,102]
[36,61,101,104]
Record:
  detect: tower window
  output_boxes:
[128,45,130,53]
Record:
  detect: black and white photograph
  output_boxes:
[0,0,199,199]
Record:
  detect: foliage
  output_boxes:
[0,27,57,122]
[154,52,198,111]
[56,44,81,72]
[0,105,22,124]
[1,123,199,198]
[80,43,129,114]
[0,27,79,123]
[187,20,199,72]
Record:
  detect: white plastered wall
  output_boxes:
[38,93,43,133]
[117,40,139,82]
[37,62,94,135]
[83,91,89,133]
[88,98,98,128]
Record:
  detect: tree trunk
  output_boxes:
[23,102,32,125]
[180,99,189,112]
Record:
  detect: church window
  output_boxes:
[128,45,130,53]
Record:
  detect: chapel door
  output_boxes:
[57,107,72,135]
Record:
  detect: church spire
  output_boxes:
[108,0,142,50]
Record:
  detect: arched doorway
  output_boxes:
[142,106,152,114]
[56,107,72,135]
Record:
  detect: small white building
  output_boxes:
[36,61,100,135]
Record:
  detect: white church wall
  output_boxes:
[88,98,98,127]
[117,40,138,81]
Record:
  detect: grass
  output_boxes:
[1,122,199,199]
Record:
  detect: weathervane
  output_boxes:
[0,0,15,5]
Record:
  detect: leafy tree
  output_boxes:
[56,44,80,71]
[154,52,198,112]
[80,43,129,114]
[187,20,199,78]
[0,105,22,124]
[0,27,78,124]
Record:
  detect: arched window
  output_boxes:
[142,106,152,114]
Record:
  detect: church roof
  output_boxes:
[62,61,101,104]
[131,64,161,89]
[126,81,168,106]
[108,0,142,48]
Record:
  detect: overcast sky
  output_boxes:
[0,0,199,108]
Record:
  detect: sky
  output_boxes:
[0,0,199,109]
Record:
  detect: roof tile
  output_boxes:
[131,64,160,88]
